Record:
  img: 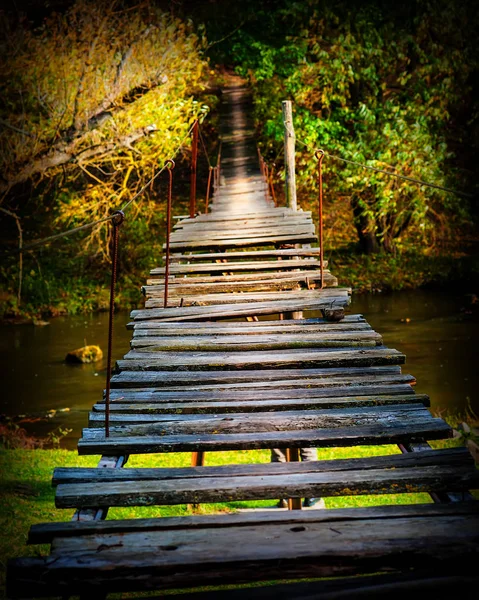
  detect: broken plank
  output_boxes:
[129,295,351,323]
[145,290,349,308]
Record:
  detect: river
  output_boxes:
[1,289,477,449]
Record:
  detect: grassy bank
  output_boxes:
[2,433,475,598]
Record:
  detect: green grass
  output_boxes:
[0,439,472,598]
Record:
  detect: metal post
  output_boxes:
[205,166,213,214]
[282,100,297,211]
[164,160,175,308]
[189,120,199,218]
[316,150,325,289]
[105,210,125,438]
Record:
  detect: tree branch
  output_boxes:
[0,125,157,194]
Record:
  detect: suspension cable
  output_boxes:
[283,121,473,199]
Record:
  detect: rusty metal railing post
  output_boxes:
[205,166,213,214]
[189,120,199,218]
[315,149,325,289]
[164,160,175,309]
[105,210,124,438]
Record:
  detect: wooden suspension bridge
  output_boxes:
[7,82,479,598]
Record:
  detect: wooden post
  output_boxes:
[189,120,199,218]
[282,100,297,211]
[286,448,302,510]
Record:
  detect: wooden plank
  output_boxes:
[132,321,372,337]
[57,465,478,509]
[53,448,469,485]
[144,272,338,294]
[151,260,325,275]
[129,295,351,323]
[110,365,407,388]
[174,216,314,232]
[145,290,349,308]
[146,270,333,287]
[168,225,315,243]
[89,392,428,421]
[26,502,479,544]
[55,448,478,508]
[117,347,405,371]
[83,404,437,436]
[131,314,367,332]
[104,383,417,403]
[129,331,383,351]
[176,209,307,224]
[11,505,478,597]
[168,249,323,261]
[165,233,318,251]
[77,418,451,455]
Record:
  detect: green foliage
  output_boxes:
[0,0,217,317]
[225,0,478,253]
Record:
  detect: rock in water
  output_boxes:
[65,345,103,364]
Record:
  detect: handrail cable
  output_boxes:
[198,123,212,168]
[14,121,197,254]
[283,121,474,199]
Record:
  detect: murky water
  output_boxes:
[1,289,477,449]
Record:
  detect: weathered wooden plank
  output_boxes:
[77,418,451,455]
[168,225,315,243]
[178,208,308,222]
[55,449,478,508]
[83,404,435,436]
[145,289,348,308]
[117,347,405,371]
[144,272,338,294]
[10,504,478,597]
[168,249,323,261]
[151,260,325,275]
[57,465,478,508]
[129,331,383,351]
[104,382,417,403]
[146,269,332,287]
[131,315,366,332]
[132,321,372,337]
[174,216,314,232]
[89,393,427,422]
[166,233,318,251]
[110,365,406,388]
[107,383,416,404]
[129,295,351,323]
[53,448,470,485]
[26,502,479,544]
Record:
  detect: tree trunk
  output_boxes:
[351,194,380,254]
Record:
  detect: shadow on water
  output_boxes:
[1,289,478,449]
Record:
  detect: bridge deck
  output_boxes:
[7,83,478,598]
